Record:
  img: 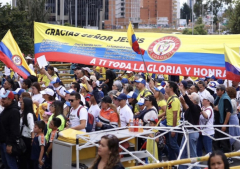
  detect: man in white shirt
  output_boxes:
[117,93,133,127]
[51,77,66,101]
[68,92,88,132]
[88,85,101,131]
[198,80,210,105]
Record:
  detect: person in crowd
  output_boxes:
[45,118,61,168]
[108,90,118,101]
[104,68,116,91]
[0,78,15,95]
[32,82,45,106]
[198,80,210,105]
[96,96,119,130]
[165,81,180,161]
[42,111,52,135]
[121,78,129,90]
[41,66,58,83]
[51,77,66,101]
[22,79,32,93]
[75,69,85,82]
[26,55,34,71]
[127,91,138,114]
[123,84,133,95]
[154,86,167,120]
[82,67,92,78]
[13,88,25,102]
[92,66,101,80]
[0,91,20,169]
[117,93,133,127]
[46,101,66,142]
[38,68,50,87]
[226,87,240,149]
[189,84,200,95]
[31,121,46,169]
[207,150,229,169]
[213,84,233,162]
[88,82,101,131]
[80,83,91,107]
[91,134,124,169]
[19,98,37,169]
[125,71,135,84]
[112,80,122,92]
[135,98,146,116]
[197,92,215,156]
[113,92,121,107]
[67,92,88,132]
[142,95,158,124]
[38,88,55,119]
[135,78,152,101]
[178,84,201,169]
[70,82,86,106]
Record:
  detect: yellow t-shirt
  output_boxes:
[166,95,180,126]
[128,76,134,83]
[136,89,152,101]
[38,74,50,87]
[96,66,106,79]
[157,100,167,115]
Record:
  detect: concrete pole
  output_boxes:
[75,0,77,27]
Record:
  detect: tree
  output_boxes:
[182,24,207,35]
[196,17,203,24]
[227,1,240,33]
[181,3,192,25]
[194,0,203,17]
[0,4,33,54]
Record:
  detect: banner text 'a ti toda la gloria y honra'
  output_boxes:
[34,22,240,79]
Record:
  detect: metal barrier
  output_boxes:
[74,121,240,169]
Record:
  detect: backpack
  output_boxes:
[73,106,94,132]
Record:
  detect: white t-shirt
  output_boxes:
[69,105,88,132]
[198,89,210,104]
[118,104,134,127]
[20,113,34,138]
[88,104,100,131]
[54,85,66,100]
[199,106,214,136]
[32,93,45,104]
[29,63,34,71]
[143,106,158,124]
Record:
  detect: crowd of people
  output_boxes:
[0,58,239,169]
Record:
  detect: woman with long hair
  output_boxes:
[127,91,138,114]
[153,86,167,119]
[207,150,229,169]
[95,96,120,130]
[19,98,37,169]
[32,82,45,106]
[91,134,124,169]
[143,95,159,124]
[45,100,66,142]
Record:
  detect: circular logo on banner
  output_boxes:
[148,36,181,61]
[12,55,22,66]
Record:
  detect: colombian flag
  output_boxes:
[0,30,35,79]
[224,45,240,81]
[127,22,145,55]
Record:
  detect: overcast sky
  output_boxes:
[0,0,188,6]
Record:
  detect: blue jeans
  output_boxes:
[179,131,200,169]
[0,143,18,169]
[166,131,179,160]
[197,134,213,157]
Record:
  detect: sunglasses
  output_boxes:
[69,99,76,102]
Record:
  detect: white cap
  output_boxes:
[203,93,214,104]
[207,81,219,93]
[126,71,133,73]
[82,67,92,74]
[25,56,32,60]
[54,67,58,73]
[80,75,90,81]
[90,75,97,82]
[40,88,54,96]
[137,98,145,106]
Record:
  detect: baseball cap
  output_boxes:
[101,96,112,104]
[12,88,25,95]
[51,77,61,84]
[216,84,226,91]
[82,67,92,74]
[89,91,101,104]
[127,91,138,99]
[0,90,15,100]
[211,75,216,81]
[181,80,188,89]
[65,89,75,94]
[40,88,54,96]
[137,98,145,106]
[116,93,127,101]
[203,93,214,104]
[126,71,133,74]
[148,118,158,124]
[121,78,129,84]
[25,56,32,60]
[217,79,224,84]
[80,83,89,91]
[135,78,146,85]
[154,86,165,94]
[207,81,219,93]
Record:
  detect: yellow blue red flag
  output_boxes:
[224,45,240,81]
[127,22,145,55]
[0,30,35,79]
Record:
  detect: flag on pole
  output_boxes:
[127,22,145,55]
[224,45,240,81]
[0,30,35,79]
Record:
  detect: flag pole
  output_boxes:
[139,47,149,75]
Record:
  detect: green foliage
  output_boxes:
[196,17,203,24]
[0,4,33,54]
[182,24,207,35]
[227,0,240,33]
[181,3,192,24]
[64,23,75,27]
[194,0,203,17]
